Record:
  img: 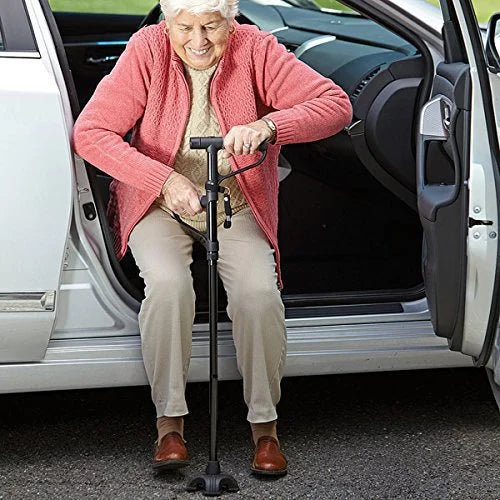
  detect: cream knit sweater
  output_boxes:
[155,63,247,230]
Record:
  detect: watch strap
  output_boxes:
[261,117,277,143]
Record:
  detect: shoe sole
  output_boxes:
[152,459,190,471]
[250,467,287,477]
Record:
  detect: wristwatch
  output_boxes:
[261,116,277,143]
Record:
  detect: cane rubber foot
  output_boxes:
[186,461,239,496]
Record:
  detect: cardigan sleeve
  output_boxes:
[72,31,173,196]
[252,33,353,145]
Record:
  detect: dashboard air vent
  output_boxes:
[351,66,382,100]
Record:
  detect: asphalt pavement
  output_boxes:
[0,367,498,499]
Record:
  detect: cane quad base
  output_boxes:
[186,461,239,496]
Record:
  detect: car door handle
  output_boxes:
[86,55,119,65]
[419,95,451,142]
[416,95,461,222]
[442,102,451,130]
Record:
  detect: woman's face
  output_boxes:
[167,11,232,70]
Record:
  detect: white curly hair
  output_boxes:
[160,0,239,21]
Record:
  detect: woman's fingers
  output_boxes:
[233,135,245,156]
[176,195,202,216]
[223,133,236,156]
[188,193,203,215]
[248,136,261,155]
[161,173,203,216]
[223,121,271,156]
[177,191,202,216]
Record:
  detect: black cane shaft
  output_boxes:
[206,146,220,464]
[208,260,218,461]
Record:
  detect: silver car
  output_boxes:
[0,0,499,405]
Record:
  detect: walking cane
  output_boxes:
[172,137,268,496]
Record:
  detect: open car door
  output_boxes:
[417,0,500,379]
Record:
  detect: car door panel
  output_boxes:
[416,65,470,345]
[417,64,470,343]
[53,12,143,108]
[0,1,72,363]
[416,0,500,367]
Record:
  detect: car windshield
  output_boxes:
[260,0,359,15]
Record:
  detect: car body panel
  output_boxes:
[1,318,470,394]
[0,1,73,362]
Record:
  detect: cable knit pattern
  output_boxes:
[155,63,247,230]
[72,21,353,288]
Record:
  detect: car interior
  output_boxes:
[45,0,440,320]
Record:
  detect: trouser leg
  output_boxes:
[218,207,287,423]
[128,206,195,418]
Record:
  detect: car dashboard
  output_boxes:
[238,0,420,111]
[237,0,425,204]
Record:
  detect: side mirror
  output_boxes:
[486,12,500,72]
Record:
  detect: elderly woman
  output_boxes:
[73,0,352,475]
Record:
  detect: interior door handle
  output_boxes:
[86,55,119,65]
[419,95,451,142]
[416,95,460,222]
[442,101,451,130]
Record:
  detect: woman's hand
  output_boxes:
[161,172,203,216]
[222,119,272,158]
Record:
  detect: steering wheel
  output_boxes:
[138,3,162,30]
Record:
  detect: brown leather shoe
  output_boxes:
[152,431,190,471]
[251,436,288,476]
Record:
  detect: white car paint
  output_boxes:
[0,53,73,362]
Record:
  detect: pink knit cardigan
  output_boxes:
[73,22,353,288]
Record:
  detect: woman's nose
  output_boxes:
[191,28,207,47]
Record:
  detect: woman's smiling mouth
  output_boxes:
[188,47,211,56]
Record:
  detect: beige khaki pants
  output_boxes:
[128,205,286,423]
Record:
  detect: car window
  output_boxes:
[0,1,37,54]
[423,0,496,24]
[280,0,355,13]
[313,0,355,13]
[48,0,158,15]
